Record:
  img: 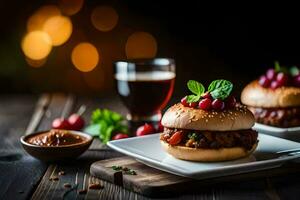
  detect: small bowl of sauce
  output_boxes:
[21,129,93,162]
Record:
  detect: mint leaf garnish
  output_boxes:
[187,80,205,96]
[208,80,233,100]
[186,95,201,103]
[290,66,300,76]
[186,80,205,103]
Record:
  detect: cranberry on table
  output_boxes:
[136,123,155,136]
[52,118,70,129]
[276,72,288,87]
[198,98,212,110]
[211,99,225,110]
[225,96,236,109]
[68,113,85,130]
[266,68,276,80]
[258,75,271,87]
[112,133,129,140]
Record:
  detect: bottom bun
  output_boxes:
[160,140,258,162]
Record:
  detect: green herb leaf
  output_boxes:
[126,169,137,175]
[91,109,102,124]
[84,124,101,137]
[88,108,128,144]
[274,61,281,72]
[186,94,201,103]
[115,124,129,134]
[187,80,205,96]
[111,165,137,175]
[111,112,123,122]
[112,165,122,171]
[99,124,114,144]
[208,79,233,100]
[188,133,199,140]
[290,66,300,76]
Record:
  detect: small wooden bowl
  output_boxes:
[20,130,93,162]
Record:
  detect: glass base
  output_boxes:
[126,111,162,122]
[126,112,162,136]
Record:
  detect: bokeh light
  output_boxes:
[21,31,52,60]
[58,0,84,16]
[91,6,119,32]
[25,57,47,68]
[27,5,61,32]
[43,15,73,46]
[71,42,99,72]
[125,31,157,59]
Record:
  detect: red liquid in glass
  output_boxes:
[115,71,175,116]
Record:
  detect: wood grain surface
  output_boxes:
[90,156,300,198]
[1,94,300,200]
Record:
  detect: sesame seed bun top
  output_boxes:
[161,103,255,131]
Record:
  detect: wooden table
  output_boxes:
[1,94,300,200]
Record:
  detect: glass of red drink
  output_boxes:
[114,58,175,123]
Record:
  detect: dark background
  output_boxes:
[1,1,300,97]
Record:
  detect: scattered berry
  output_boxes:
[136,123,155,136]
[212,99,225,110]
[198,98,212,110]
[112,133,129,140]
[52,118,70,130]
[68,114,85,130]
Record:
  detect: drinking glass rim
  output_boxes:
[114,58,175,66]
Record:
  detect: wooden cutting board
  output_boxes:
[90,156,300,197]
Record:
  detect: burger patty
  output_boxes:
[248,106,300,128]
[160,128,258,150]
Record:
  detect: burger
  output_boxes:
[241,62,300,128]
[160,79,258,162]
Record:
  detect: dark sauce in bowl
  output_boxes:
[26,129,86,147]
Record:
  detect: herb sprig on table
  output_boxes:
[111,165,137,175]
[84,109,128,144]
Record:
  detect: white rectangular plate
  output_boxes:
[108,133,300,179]
[253,123,300,142]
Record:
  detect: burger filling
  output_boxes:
[160,128,258,150]
[248,106,300,128]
